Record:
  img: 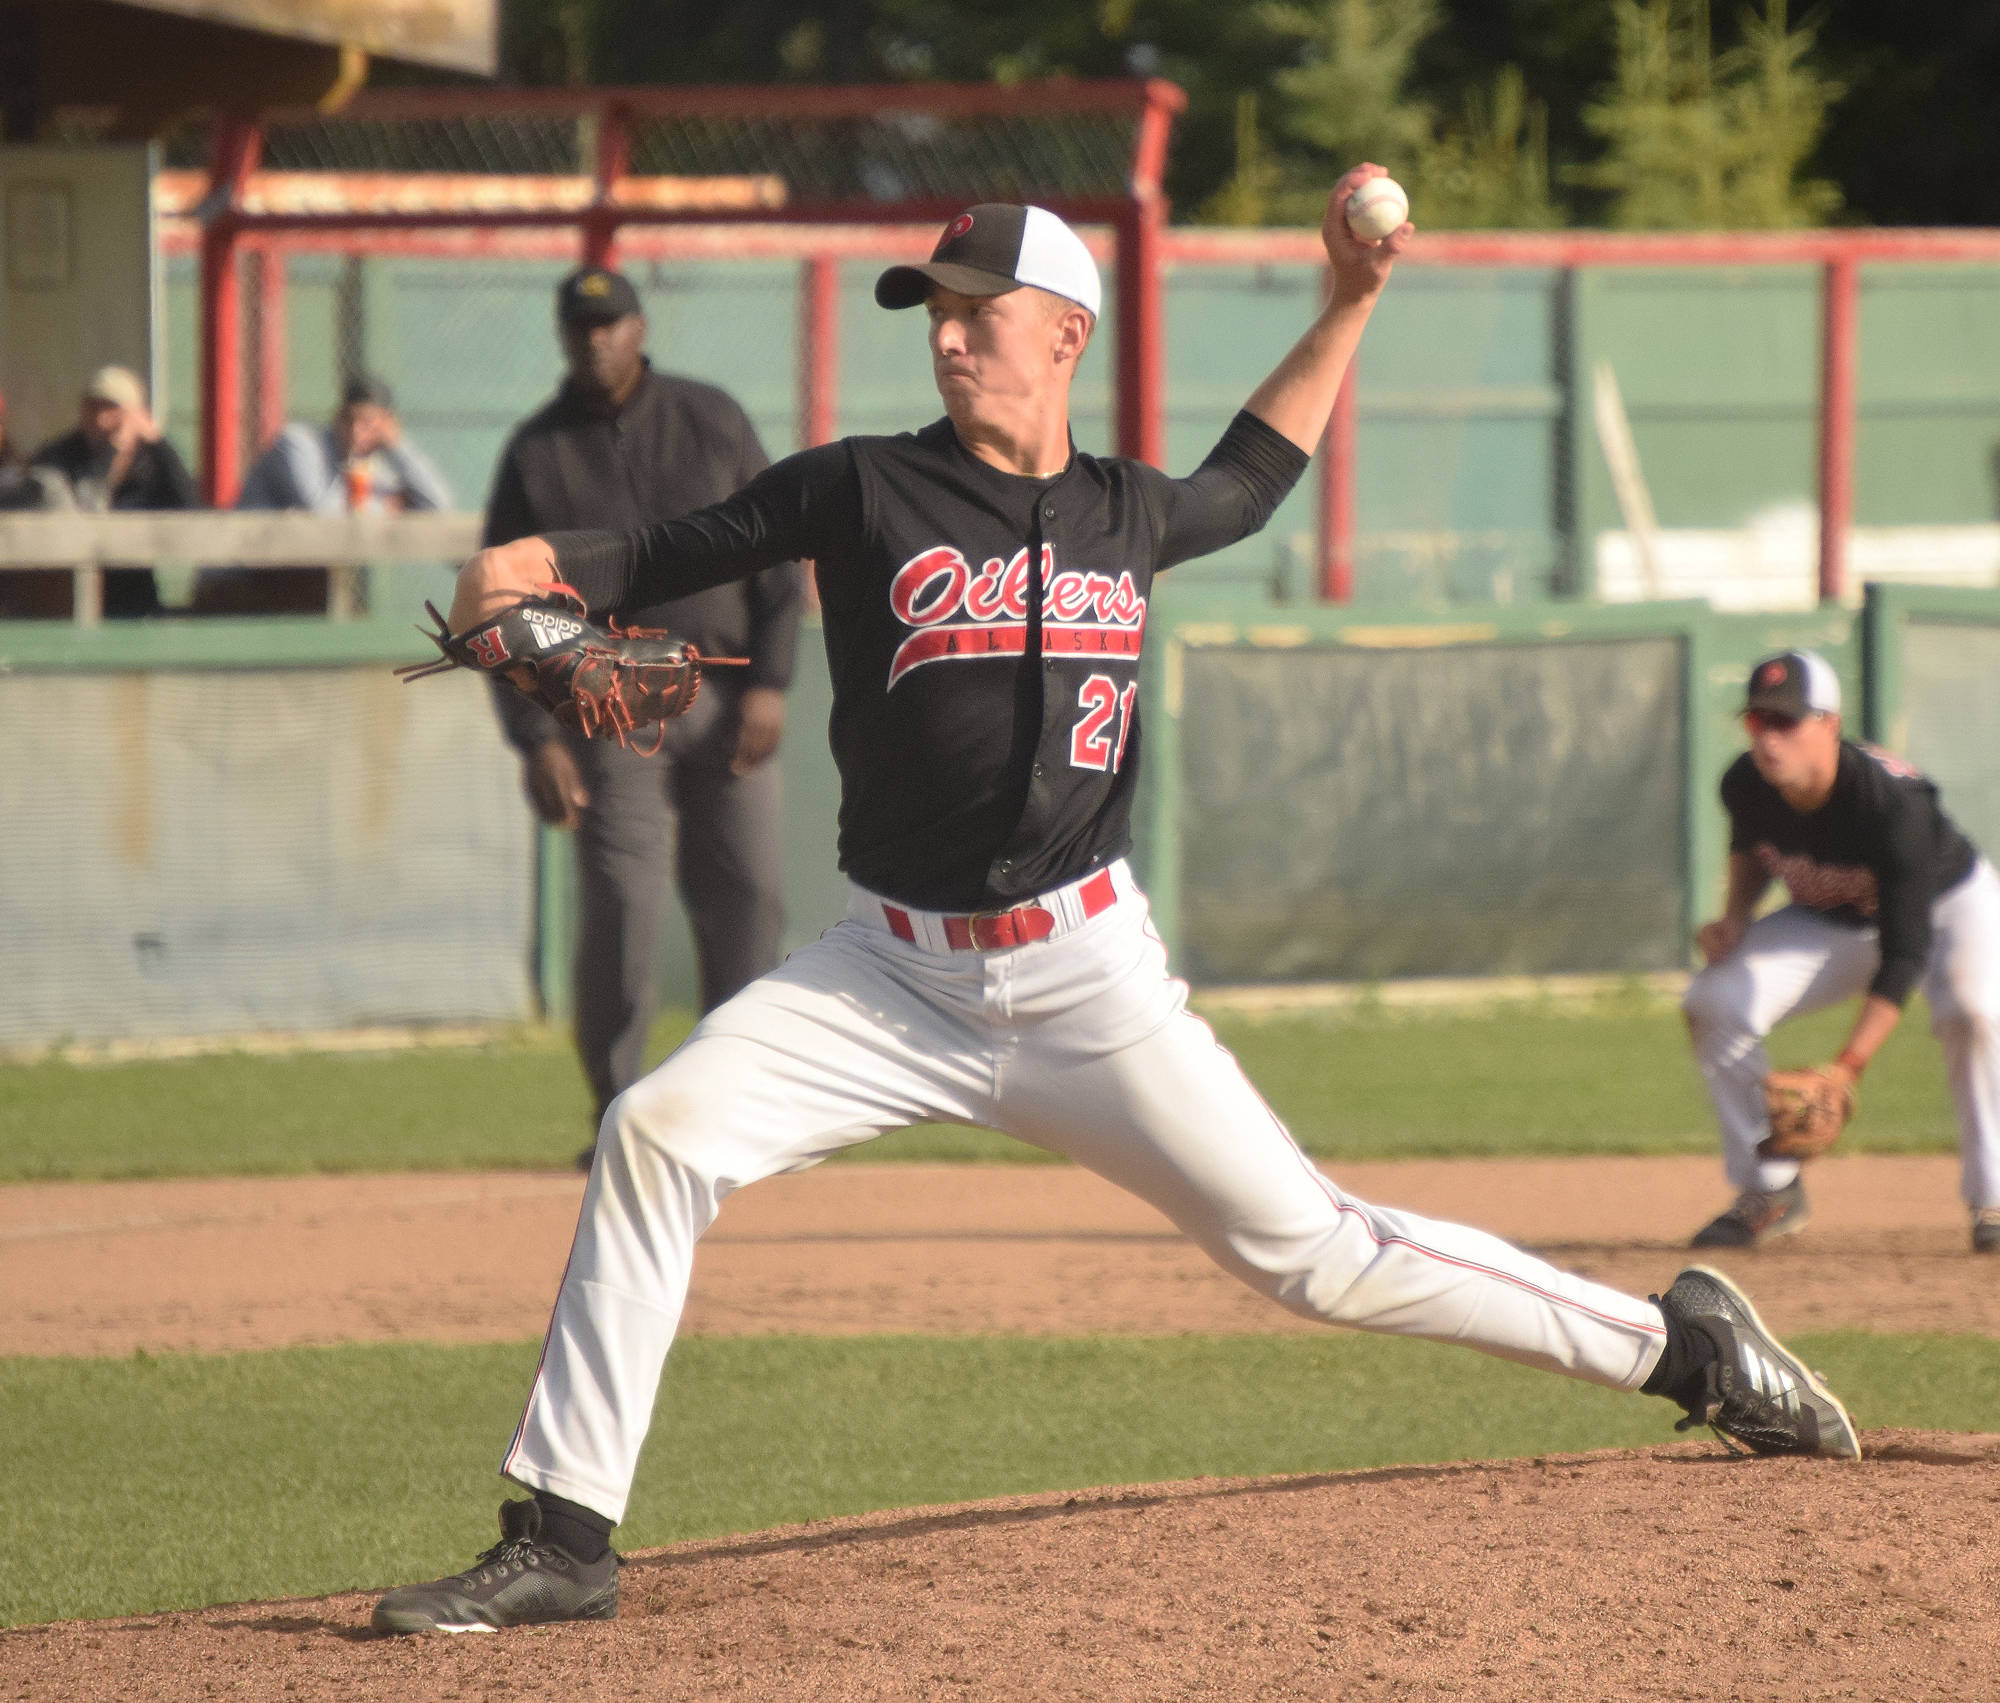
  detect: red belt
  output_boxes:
[882,867,1117,952]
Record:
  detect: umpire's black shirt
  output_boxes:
[546,410,1308,911]
[1723,740,1979,1005]
[482,361,804,751]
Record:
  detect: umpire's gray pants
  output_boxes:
[568,680,784,1121]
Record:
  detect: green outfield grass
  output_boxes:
[0,994,1959,1180]
[6,1328,1994,1626]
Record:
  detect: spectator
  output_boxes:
[196,375,453,613]
[26,365,195,616]
[237,375,451,515]
[0,385,69,511]
[486,265,804,1168]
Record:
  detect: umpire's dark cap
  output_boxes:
[875,204,1101,317]
[558,266,643,325]
[1743,649,1841,718]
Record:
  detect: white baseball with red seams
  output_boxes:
[1345,176,1409,242]
[503,860,1666,1523]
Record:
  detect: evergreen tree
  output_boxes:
[1244,0,1559,227]
[1200,91,1286,225]
[1410,66,1564,228]
[1570,0,1841,228]
[1256,0,1438,206]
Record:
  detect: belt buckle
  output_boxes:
[968,903,1053,951]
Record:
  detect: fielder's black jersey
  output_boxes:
[1723,740,1979,1004]
[550,410,1308,910]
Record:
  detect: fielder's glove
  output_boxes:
[397,585,741,753]
[1758,1066,1855,1160]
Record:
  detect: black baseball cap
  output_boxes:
[1743,649,1842,718]
[875,204,1102,316]
[557,266,642,325]
[340,373,395,411]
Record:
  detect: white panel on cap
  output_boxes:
[1796,649,1841,715]
[1014,205,1101,317]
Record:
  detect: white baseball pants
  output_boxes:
[1682,859,2000,1201]
[505,862,1668,1523]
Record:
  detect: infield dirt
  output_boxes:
[8,1431,1999,1701]
[3,1153,1994,1355]
[9,1155,1998,1698]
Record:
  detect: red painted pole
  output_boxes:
[252,246,288,450]
[1115,84,1179,466]
[198,118,261,505]
[582,100,628,268]
[798,254,840,449]
[795,253,842,614]
[1817,255,1858,605]
[1319,319,1357,602]
[1114,198,1166,466]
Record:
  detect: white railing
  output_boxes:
[0,511,483,624]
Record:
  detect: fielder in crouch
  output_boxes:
[1683,649,2000,1250]
[375,171,1859,1636]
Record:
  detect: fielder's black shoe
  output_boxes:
[372,1499,619,1635]
[1654,1265,1860,1460]
[1973,1208,2000,1254]
[1689,1180,1809,1248]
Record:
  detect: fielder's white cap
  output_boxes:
[875,203,1101,318]
[1744,649,1841,717]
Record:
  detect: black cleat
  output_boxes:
[1690,1180,1809,1248]
[1973,1208,2000,1255]
[1654,1265,1860,1460]
[372,1499,619,1635]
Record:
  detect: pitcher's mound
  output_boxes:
[12,1429,1997,1702]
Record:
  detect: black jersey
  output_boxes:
[549,410,1308,911]
[1723,741,1980,1004]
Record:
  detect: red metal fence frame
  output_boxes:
[191,95,2000,607]
[196,80,1186,503]
[1168,226,2000,605]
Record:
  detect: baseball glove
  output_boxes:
[1758,1067,1855,1160]
[397,585,742,753]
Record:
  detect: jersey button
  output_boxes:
[1043,507,1056,519]
[1033,763,1045,778]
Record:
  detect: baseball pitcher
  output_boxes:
[375,173,1860,1636]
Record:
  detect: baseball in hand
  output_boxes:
[1345,176,1409,242]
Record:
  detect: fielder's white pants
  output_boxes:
[1682,859,2000,1201]
[505,863,1667,1523]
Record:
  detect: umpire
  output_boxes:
[485,265,804,1163]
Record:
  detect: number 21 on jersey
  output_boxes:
[1070,673,1138,772]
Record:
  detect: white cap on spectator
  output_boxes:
[84,366,146,410]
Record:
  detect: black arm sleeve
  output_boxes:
[549,440,857,618]
[1870,798,1940,1005]
[730,410,805,691]
[1156,410,1313,570]
[1722,760,1755,852]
